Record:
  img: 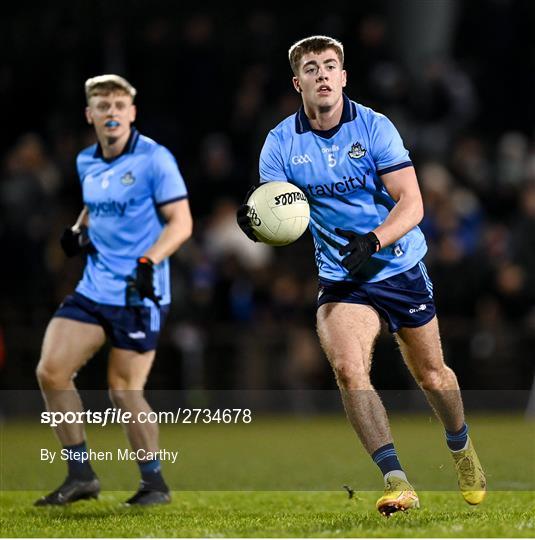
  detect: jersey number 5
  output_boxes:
[327,154,337,168]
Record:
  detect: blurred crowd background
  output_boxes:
[1,1,534,404]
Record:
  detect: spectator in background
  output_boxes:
[1,4,533,409]
[0,134,61,308]
[190,133,248,217]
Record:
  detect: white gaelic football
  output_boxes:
[247,182,310,246]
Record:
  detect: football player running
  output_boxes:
[35,75,192,506]
[237,36,486,516]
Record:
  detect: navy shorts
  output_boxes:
[317,262,435,333]
[54,292,170,352]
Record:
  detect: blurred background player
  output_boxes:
[34,74,192,506]
[237,35,486,516]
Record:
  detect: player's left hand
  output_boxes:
[134,257,162,307]
[336,228,381,277]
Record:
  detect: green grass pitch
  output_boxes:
[1,414,534,537]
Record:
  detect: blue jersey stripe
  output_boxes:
[156,194,188,207]
[376,160,413,176]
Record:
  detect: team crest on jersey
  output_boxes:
[348,141,367,159]
[121,172,136,186]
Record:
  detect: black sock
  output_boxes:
[138,459,168,492]
[63,441,95,481]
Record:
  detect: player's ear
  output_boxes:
[129,104,137,123]
[292,77,302,94]
[85,106,93,125]
[342,69,347,88]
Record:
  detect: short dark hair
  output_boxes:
[288,35,344,75]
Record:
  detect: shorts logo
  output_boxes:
[348,142,367,159]
[291,154,312,165]
[128,331,146,339]
[409,304,427,314]
[121,172,136,186]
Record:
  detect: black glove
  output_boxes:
[60,225,96,257]
[236,185,260,242]
[134,257,161,307]
[336,228,381,277]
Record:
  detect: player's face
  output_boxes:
[292,49,346,110]
[85,92,136,144]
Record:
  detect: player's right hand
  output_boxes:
[60,225,96,257]
[134,257,162,307]
[236,185,259,242]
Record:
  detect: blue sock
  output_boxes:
[446,423,469,451]
[63,441,94,480]
[372,443,403,476]
[138,459,167,491]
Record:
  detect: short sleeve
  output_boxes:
[76,154,84,184]
[151,146,188,206]
[76,151,90,185]
[259,131,288,182]
[370,113,412,175]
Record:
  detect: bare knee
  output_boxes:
[108,377,145,408]
[108,388,128,408]
[417,365,454,392]
[332,359,371,390]
[36,359,73,390]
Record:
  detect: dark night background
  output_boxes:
[1,1,534,409]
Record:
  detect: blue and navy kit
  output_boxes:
[317,262,435,333]
[75,128,188,307]
[259,94,435,330]
[55,292,170,352]
[259,94,427,284]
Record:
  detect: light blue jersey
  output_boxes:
[259,94,427,283]
[75,128,188,306]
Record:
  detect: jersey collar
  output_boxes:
[295,94,357,138]
[93,126,140,162]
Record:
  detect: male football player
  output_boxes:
[237,36,486,516]
[35,74,192,506]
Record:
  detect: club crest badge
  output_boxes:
[121,172,136,186]
[348,141,367,159]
